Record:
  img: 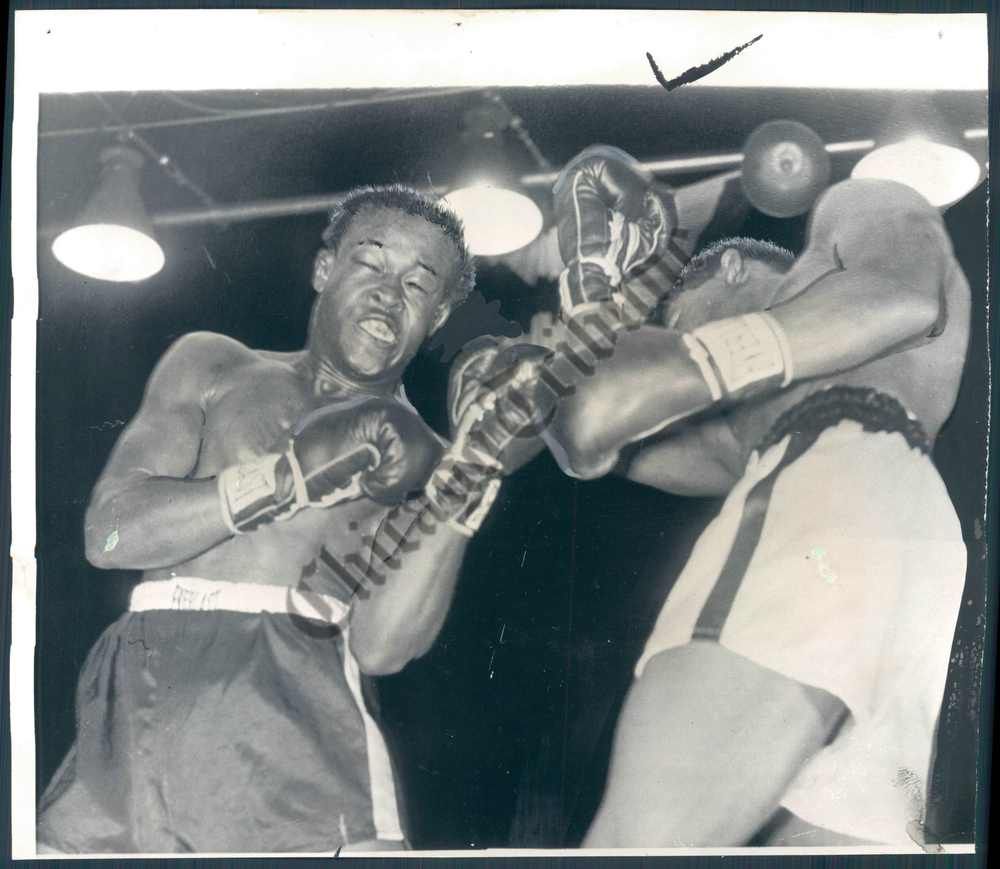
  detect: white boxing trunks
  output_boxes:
[636,388,967,846]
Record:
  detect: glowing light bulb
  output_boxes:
[52,223,165,283]
[442,184,543,257]
[851,139,982,208]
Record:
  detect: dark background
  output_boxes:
[34,86,989,847]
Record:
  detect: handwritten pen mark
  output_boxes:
[647,34,763,92]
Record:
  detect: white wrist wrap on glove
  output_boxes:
[425,396,504,537]
[424,463,502,538]
[683,311,794,401]
[456,476,502,536]
[217,452,285,535]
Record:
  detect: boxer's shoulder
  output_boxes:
[149,331,263,403]
[160,332,262,373]
[818,177,941,219]
[811,179,951,267]
[814,179,946,246]
[163,330,254,365]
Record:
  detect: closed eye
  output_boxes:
[355,256,383,273]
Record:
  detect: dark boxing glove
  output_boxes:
[218,396,442,534]
[425,336,553,537]
[446,335,554,475]
[553,144,680,321]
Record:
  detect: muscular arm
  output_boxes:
[348,360,541,674]
[768,196,947,378]
[545,324,731,480]
[549,194,947,480]
[623,424,740,497]
[347,502,469,675]
[84,333,235,570]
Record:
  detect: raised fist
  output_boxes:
[447,335,554,475]
[553,144,678,320]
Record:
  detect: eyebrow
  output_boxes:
[356,238,439,278]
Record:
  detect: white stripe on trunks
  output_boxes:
[341,626,405,841]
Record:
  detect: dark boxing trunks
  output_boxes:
[37,585,403,853]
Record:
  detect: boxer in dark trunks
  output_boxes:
[37,185,530,854]
[532,148,971,846]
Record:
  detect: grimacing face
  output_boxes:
[310,206,461,381]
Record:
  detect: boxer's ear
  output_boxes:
[429,302,452,335]
[312,249,336,293]
[719,248,748,286]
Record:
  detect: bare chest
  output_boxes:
[190,360,389,562]
[199,362,315,471]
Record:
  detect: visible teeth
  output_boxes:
[359,319,396,344]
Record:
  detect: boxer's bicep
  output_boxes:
[770,208,946,381]
[101,388,204,485]
[92,334,222,499]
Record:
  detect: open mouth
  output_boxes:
[357,317,398,347]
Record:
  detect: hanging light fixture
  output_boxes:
[51,145,165,282]
[852,138,982,209]
[850,94,985,209]
[442,99,543,257]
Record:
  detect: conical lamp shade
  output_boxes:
[52,145,165,282]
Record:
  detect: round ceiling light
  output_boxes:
[52,223,166,282]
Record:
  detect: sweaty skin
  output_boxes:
[544,178,969,491]
[85,207,472,677]
[630,178,970,495]
[541,178,971,847]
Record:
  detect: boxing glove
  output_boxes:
[424,336,553,537]
[218,396,443,534]
[446,335,554,475]
[553,144,679,321]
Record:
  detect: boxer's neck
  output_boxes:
[297,350,399,400]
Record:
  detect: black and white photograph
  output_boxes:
[7,8,992,859]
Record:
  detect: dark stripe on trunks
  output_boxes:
[693,386,929,641]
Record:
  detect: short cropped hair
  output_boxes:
[674,236,795,293]
[321,184,476,308]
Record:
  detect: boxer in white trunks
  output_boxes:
[531,147,971,847]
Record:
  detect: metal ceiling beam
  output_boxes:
[39,128,988,237]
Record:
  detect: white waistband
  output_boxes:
[129,577,349,625]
